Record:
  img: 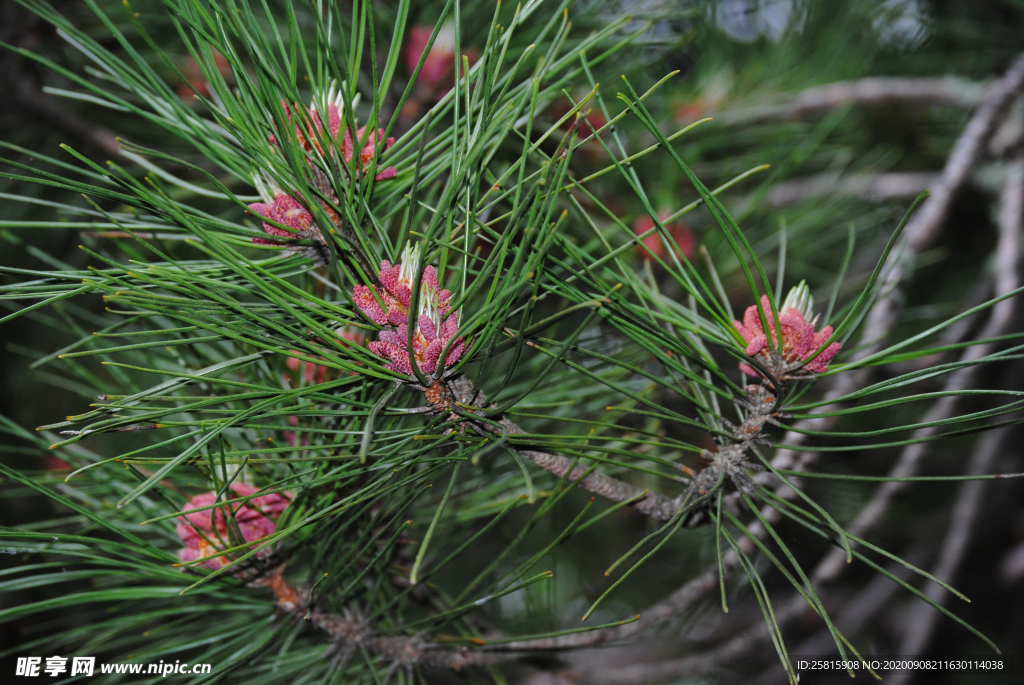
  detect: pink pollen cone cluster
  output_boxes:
[277,97,397,181]
[248,193,315,246]
[341,125,397,180]
[176,482,291,570]
[733,295,841,378]
[353,249,465,377]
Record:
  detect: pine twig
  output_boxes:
[438,378,682,522]
[814,149,1024,582]
[886,426,1013,685]
[766,171,938,207]
[250,566,497,670]
[721,77,986,125]
[500,419,680,522]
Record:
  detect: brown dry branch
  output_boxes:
[745,156,1023,675]
[761,52,1024,499]
[850,53,1024,372]
[814,148,1024,583]
[877,149,1024,685]
[249,566,499,672]
[765,171,938,207]
[885,425,1014,685]
[721,77,987,126]
[226,376,690,670]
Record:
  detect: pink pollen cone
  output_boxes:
[341,126,397,181]
[176,482,291,570]
[248,193,315,246]
[354,258,465,377]
[269,98,397,181]
[732,295,841,378]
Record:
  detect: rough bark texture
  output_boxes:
[251,567,499,670]
[501,419,681,522]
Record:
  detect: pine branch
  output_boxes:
[765,171,937,207]
[495,53,1024,674]
[427,376,683,521]
[722,77,986,126]
[814,151,1024,582]
[501,420,681,522]
[249,566,498,671]
[885,426,1014,685]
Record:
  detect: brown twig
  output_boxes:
[500,419,681,522]
[721,77,986,125]
[435,377,682,522]
[885,426,1012,685]
[766,171,939,207]
[875,147,1024,685]
[814,149,1024,583]
[250,566,499,671]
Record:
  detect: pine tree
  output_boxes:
[2,1,1022,684]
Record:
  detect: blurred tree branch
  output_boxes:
[0,2,120,157]
[722,77,987,126]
